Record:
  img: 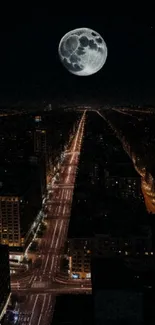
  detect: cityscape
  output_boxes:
[0,106,155,324]
[0,13,155,325]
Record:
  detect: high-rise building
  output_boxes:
[104,162,142,200]
[34,129,47,155]
[0,196,21,247]
[29,155,46,197]
[34,128,49,182]
[0,245,11,322]
[68,238,91,279]
[0,165,42,257]
[93,225,153,258]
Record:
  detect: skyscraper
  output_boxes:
[34,129,47,155]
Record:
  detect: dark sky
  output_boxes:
[0,11,155,104]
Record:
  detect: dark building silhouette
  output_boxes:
[52,295,93,325]
[34,128,47,155]
[91,256,155,324]
[0,245,10,322]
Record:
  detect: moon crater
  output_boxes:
[79,36,89,47]
[58,27,108,76]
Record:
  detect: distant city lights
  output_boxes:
[35,116,42,122]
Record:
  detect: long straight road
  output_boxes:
[11,111,87,325]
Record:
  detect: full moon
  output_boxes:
[58,27,108,76]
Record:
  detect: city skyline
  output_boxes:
[0,12,155,325]
[0,108,155,324]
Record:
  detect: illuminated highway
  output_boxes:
[10,112,89,325]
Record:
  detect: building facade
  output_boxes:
[0,196,20,247]
[93,226,153,258]
[0,167,42,257]
[104,163,142,200]
[68,238,91,279]
[0,245,10,322]
[34,129,47,155]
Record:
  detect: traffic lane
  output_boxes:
[41,219,64,274]
[35,294,47,325]
[39,220,58,266]
[13,286,92,295]
[28,294,46,325]
[39,125,83,252]
[56,203,71,218]
[40,205,67,255]
[50,219,60,248]
[42,255,55,275]
[11,115,85,303]
[39,219,57,252]
[37,295,54,325]
[51,189,70,203]
[56,203,65,216]
[42,247,55,274]
[46,204,58,218]
[54,220,64,250]
[11,276,34,290]
[20,166,78,280]
[12,270,41,288]
[49,190,73,205]
[18,293,37,315]
[41,218,65,255]
[58,221,68,248]
[32,219,67,278]
[42,255,60,278]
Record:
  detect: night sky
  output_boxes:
[0,12,155,104]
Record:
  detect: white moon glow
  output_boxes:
[58,27,108,76]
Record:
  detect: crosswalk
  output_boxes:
[18,312,31,324]
[31,281,50,288]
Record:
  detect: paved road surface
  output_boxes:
[11,112,87,325]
